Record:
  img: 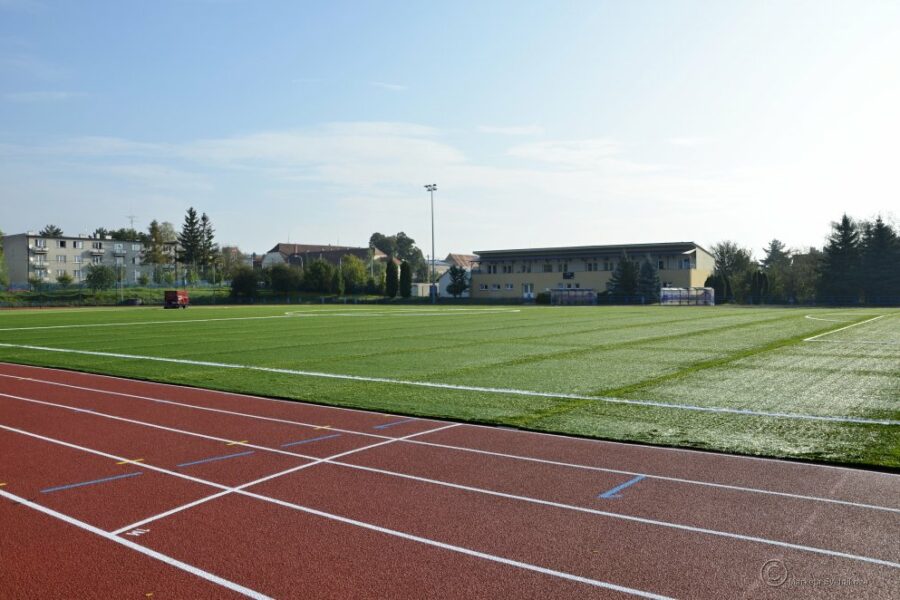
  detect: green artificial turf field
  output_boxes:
[0,304,897,468]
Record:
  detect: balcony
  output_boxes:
[90,248,106,256]
[29,246,48,254]
[113,249,127,257]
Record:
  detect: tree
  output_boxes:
[785,247,822,304]
[637,257,661,303]
[818,214,861,304]
[446,265,469,298]
[340,254,367,294]
[385,258,399,298]
[749,271,769,304]
[39,224,63,237]
[138,273,150,286]
[860,216,900,304]
[178,207,203,281]
[56,272,74,288]
[198,212,218,280]
[220,246,247,281]
[333,269,345,296]
[710,241,754,302]
[84,264,116,292]
[110,227,149,243]
[268,264,302,294]
[92,227,109,239]
[145,220,171,283]
[761,239,792,302]
[0,229,8,287]
[399,261,412,298]
[606,253,639,299]
[304,259,335,294]
[704,274,726,304]
[370,232,427,281]
[230,266,259,297]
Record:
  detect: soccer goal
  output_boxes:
[660,287,715,306]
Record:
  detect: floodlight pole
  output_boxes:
[425,183,437,304]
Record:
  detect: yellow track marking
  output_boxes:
[116,458,145,465]
[314,425,331,430]
[0,483,7,487]
[226,440,248,446]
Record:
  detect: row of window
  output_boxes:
[32,239,143,251]
[31,269,145,281]
[482,259,696,272]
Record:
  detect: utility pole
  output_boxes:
[424,183,437,304]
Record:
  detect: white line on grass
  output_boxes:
[0,487,271,599]
[803,315,887,342]
[0,314,290,333]
[2,373,899,508]
[0,342,896,426]
[2,388,898,518]
[0,424,671,599]
[1,422,897,583]
[11,363,895,475]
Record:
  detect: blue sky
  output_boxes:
[1,0,898,258]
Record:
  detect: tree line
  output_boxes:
[706,214,899,305]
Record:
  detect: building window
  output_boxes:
[502,265,513,274]
[114,243,124,251]
[115,257,124,266]
[74,241,84,249]
[132,244,142,251]
[543,264,553,273]
[658,260,665,270]
[73,270,82,279]
[35,239,47,248]
[505,283,514,290]
[604,260,613,271]
[479,284,488,290]
[56,255,66,263]
[73,255,83,264]
[57,240,67,248]
[92,241,103,249]
[558,263,568,272]
[490,283,501,291]
[487,264,497,274]
[92,256,102,265]
[134,270,141,281]
[679,258,693,269]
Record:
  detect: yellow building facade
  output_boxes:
[470,242,715,300]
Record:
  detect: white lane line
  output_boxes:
[110,423,459,534]
[1,343,895,425]
[3,377,897,511]
[8,363,896,475]
[0,487,271,600]
[3,396,900,568]
[0,426,670,600]
[803,315,887,342]
[0,314,289,332]
[804,315,846,323]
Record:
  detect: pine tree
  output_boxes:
[637,257,661,303]
[385,259,399,298]
[446,265,469,298]
[145,220,170,283]
[39,224,63,237]
[198,213,217,281]
[606,253,639,300]
[399,261,412,298]
[178,207,202,282]
[818,214,862,304]
[860,216,900,304]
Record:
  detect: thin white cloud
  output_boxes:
[477,125,544,136]
[666,136,713,148]
[3,90,84,102]
[369,81,407,92]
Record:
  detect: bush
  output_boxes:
[399,261,412,298]
[535,292,551,305]
[230,266,259,297]
[268,264,302,293]
[84,264,116,292]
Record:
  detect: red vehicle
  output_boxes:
[164,290,189,309]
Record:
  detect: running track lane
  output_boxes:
[0,364,896,596]
[0,362,894,508]
[3,379,896,565]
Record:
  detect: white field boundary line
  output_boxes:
[0,486,271,599]
[109,423,460,535]
[3,374,898,511]
[0,308,522,332]
[803,315,887,342]
[1,343,895,426]
[1,422,898,575]
[10,363,897,474]
[0,425,670,600]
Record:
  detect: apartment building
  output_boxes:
[2,232,157,287]
[470,242,714,300]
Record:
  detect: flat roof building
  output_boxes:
[470,242,714,300]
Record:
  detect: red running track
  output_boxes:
[0,362,897,599]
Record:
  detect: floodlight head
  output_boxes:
[424,183,437,192]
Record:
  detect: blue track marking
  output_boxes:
[177,450,255,468]
[281,433,342,447]
[41,471,143,494]
[373,418,417,430]
[597,475,646,499]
